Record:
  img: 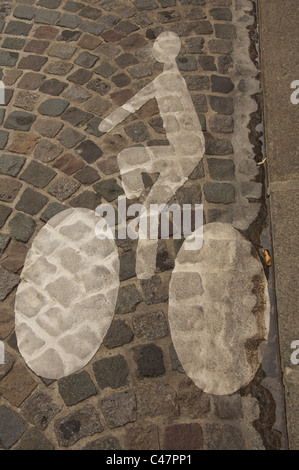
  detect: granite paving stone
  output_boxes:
[40,202,67,222]
[35,9,61,25]
[103,319,134,349]
[15,188,49,215]
[21,391,61,430]
[61,107,93,127]
[38,98,70,117]
[0,268,20,301]
[54,406,103,447]
[24,38,49,53]
[18,55,48,71]
[93,355,130,389]
[14,90,39,112]
[209,114,234,133]
[78,33,102,50]
[211,74,234,93]
[33,118,64,138]
[4,111,36,131]
[0,177,22,203]
[76,140,103,163]
[62,85,92,102]
[0,50,20,68]
[69,190,101,210]
[74,166,100,184]
[34,25,59,40]
[0,154,26,176]
[0,234,11,257]
[48,43,77,60]
[0,362,37,406]
[56,13,82,29]
[5,20,32,36]
[37,0,62,8]
[119,251,136,281]
[0,128,7,148]
[0,406,27,449]
[207,157,235,180]
[58,127,85,148]
[86,78,111,95]
[209,95,234,114]
[178,377,211,418]
[39,78,68,96]
[204,181,235,204]
[138,382,179,418]
[0,204,12,228]
[67,68,93,84]
[57,30,82,42]
[58,371,97,405]
[209,7,232,20]
[8,212,36,242]
[79,6,102,20]
[0,351,15,380]
[44,61,74,76]
[20,160,57,188]
[48,175,80,201]
[204,423,245,450]
[100,390,137,428]
[163,423,204,450]
[115,284,143,314]
[124,422,159,450]
[79,20,106,36]
[14,428,54,451]
[17,72,46,90]
[74,51,99,68]
[53,153,85,175]
[133,310,169,339]
[0,240,29,273]
[133,343,166,377]
[13,5,37,20]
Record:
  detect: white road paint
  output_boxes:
[15,208,119,380]
[99,32,205,280]
[169,223,270,395]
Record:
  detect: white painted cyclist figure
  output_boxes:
[99,31,205,280]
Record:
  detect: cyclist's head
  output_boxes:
[153,32,181,64]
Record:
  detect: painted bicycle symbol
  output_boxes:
[14,33,270,395]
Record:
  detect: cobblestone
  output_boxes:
[100,390,137,428]
[0,406,27,449]
[0,268,20,301]
[0,154,26,176]
[55,406,103,447]
[115,284,143,314]
[93,355,130,389]
[0,204,12,228]
[133,310,168,339]
[58,371,97,405]
[38,98,69,117]
[14,428,54,451]
[133,343,165,377]
[16,188,48,215]
[103,319,134,349]
[8,212,36,242]
[21,391,61,430]
[20,160,56,188]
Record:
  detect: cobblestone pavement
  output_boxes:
[0,0,287,450]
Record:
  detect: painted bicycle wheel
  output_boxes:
[15,207,119,380]
[168,222,270,395]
